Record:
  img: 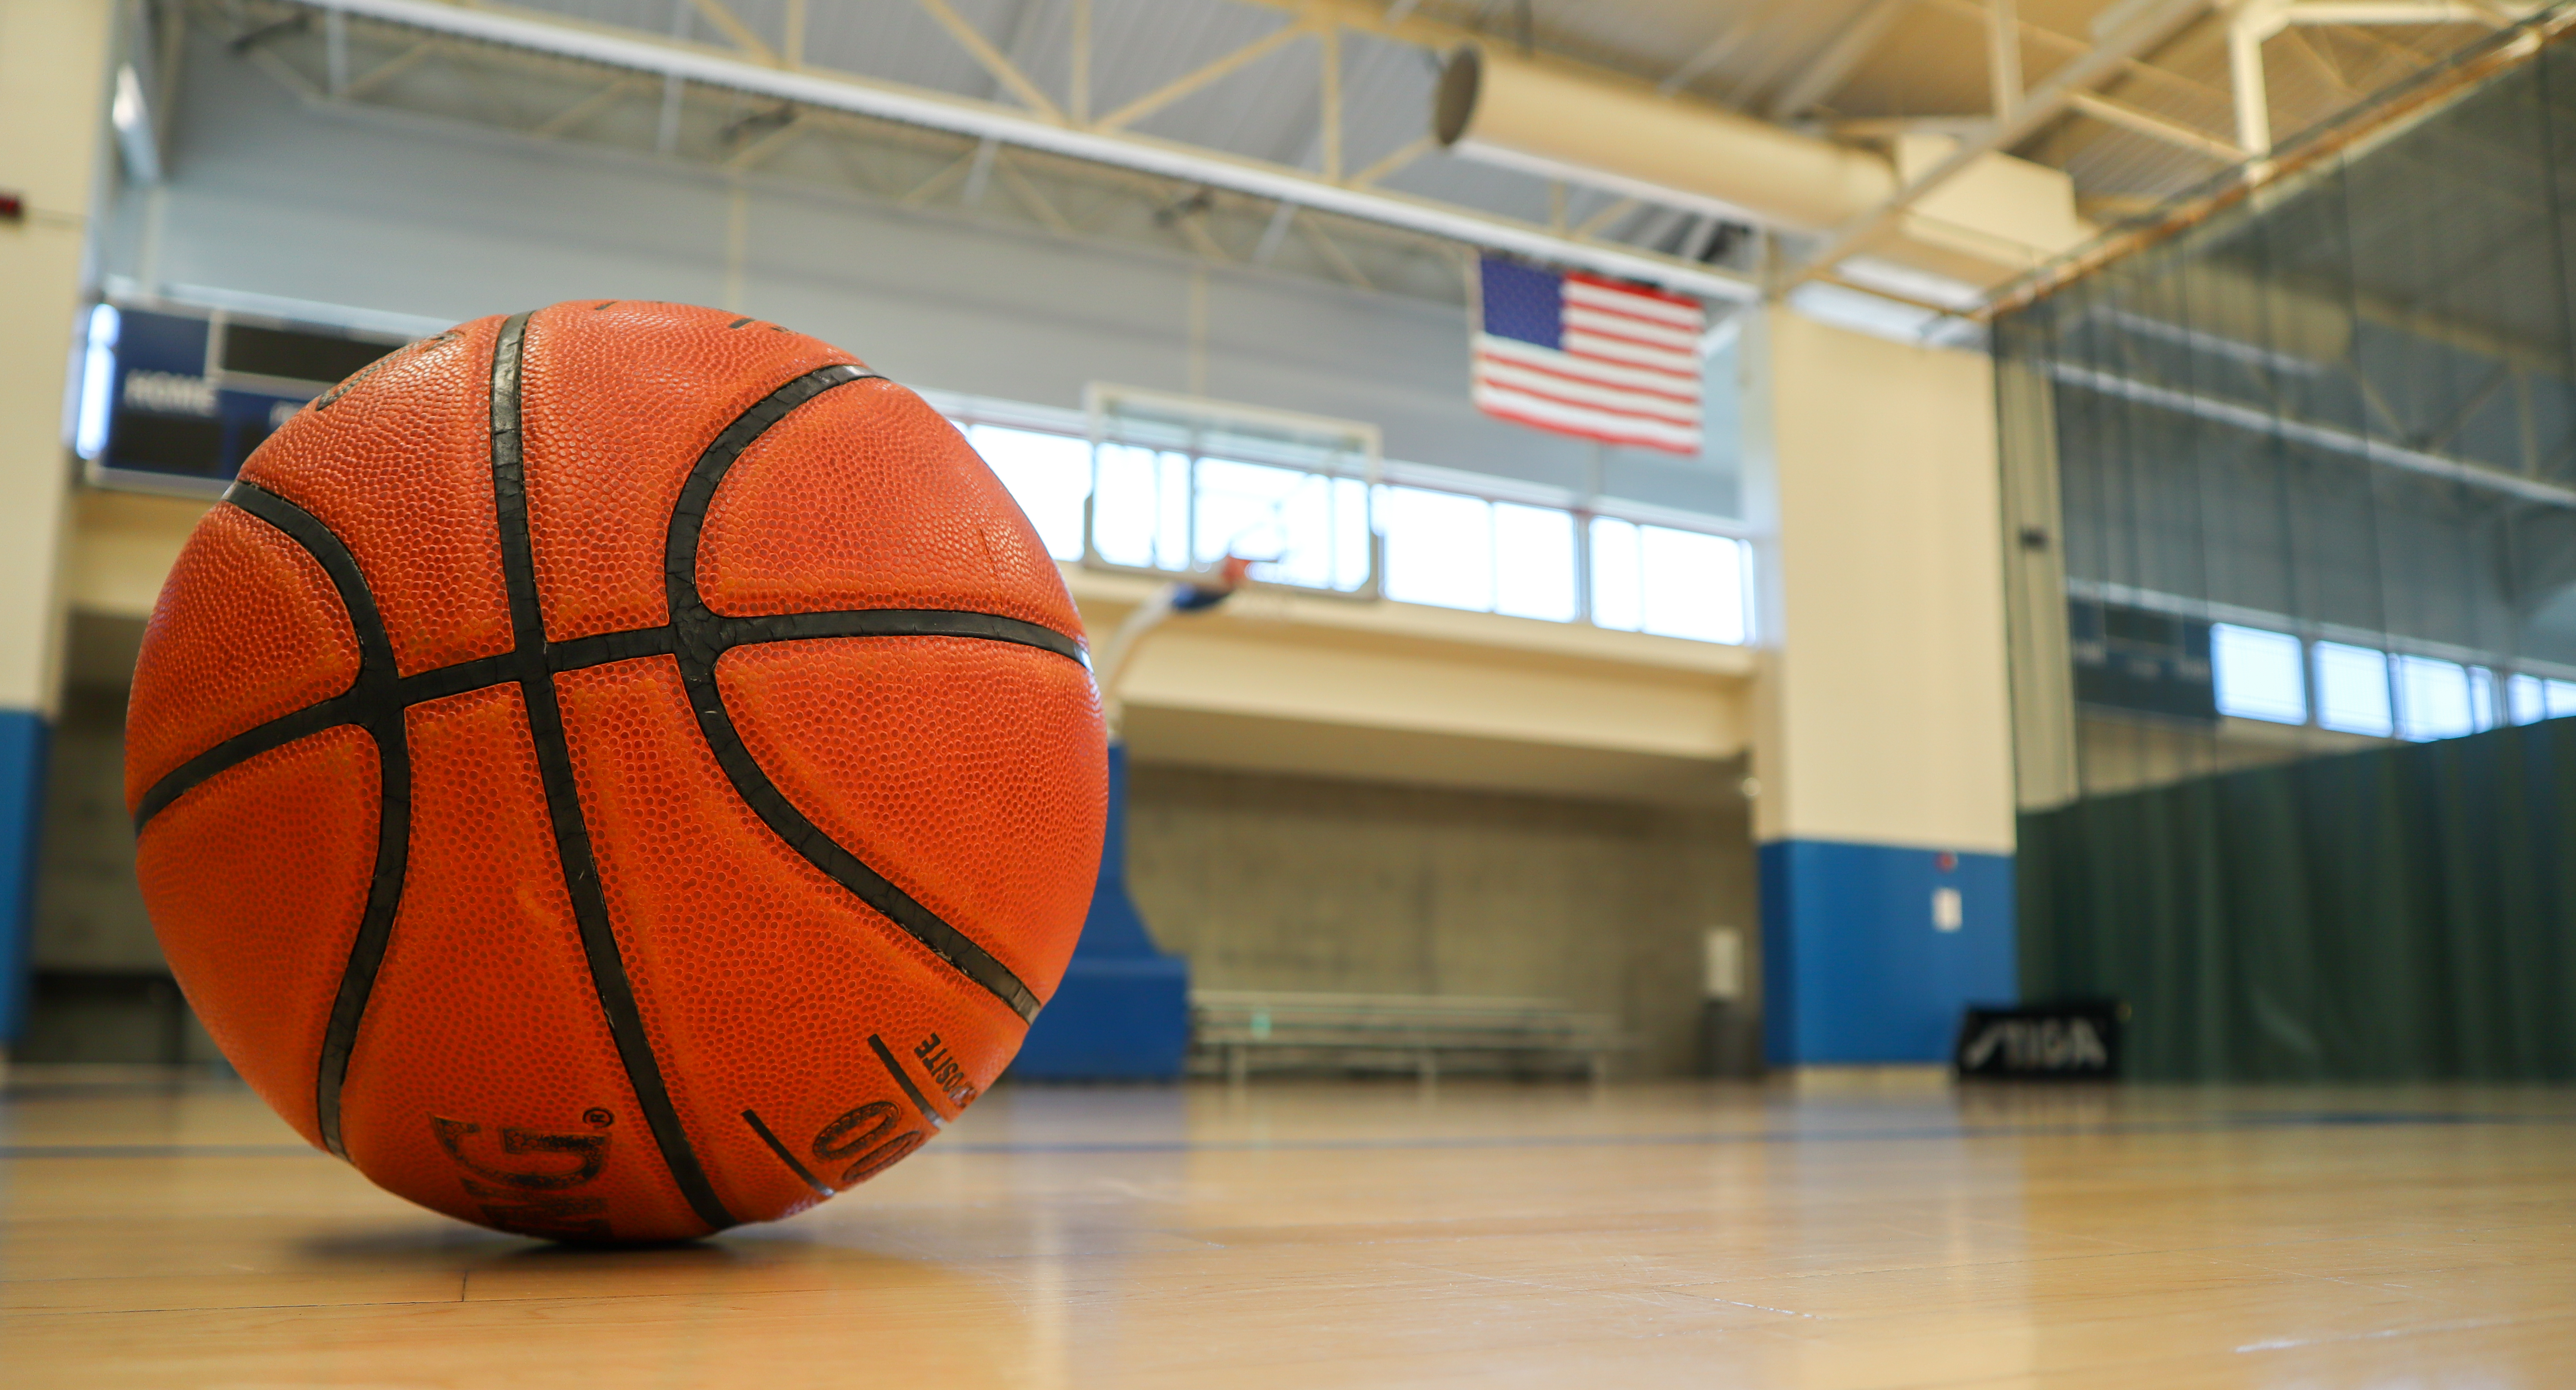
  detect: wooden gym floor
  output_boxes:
[5,1071,2574,1387]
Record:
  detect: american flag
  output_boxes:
[1471,256,1705,455]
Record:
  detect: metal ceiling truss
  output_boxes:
[208,0,1474,304]
[234,0,1760,305]
[183,0,2539,321]
[1780,0,2539,299]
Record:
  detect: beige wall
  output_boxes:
[0,0,117,715]
[65,490,208,621]
[1127,762,1755,1076]
[1066,567,1751,770]
[1746,308,2016,854]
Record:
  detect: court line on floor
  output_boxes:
[8,1110,2571,1161]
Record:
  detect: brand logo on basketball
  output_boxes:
[914,1033,979,1107]
[431,1117,614,1241]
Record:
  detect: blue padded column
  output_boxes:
[1011,742,1191,1079]
[0,710,50,1047]
[1760,840,2014,1065]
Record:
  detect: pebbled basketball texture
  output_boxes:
[126,302,1106,1242]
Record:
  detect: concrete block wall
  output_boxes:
[1126,762,1755,1076]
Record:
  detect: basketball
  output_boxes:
[119,302,1105,1243]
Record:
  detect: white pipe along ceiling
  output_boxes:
[1433,44,2098,293]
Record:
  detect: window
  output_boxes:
[2395,655,2473,742]
[1089,443,1191,572]
[76,303,119,462]
[1382,498,1745,637]
[1492,503,1577,622]
[1589,517,1642,631]
[1380,486,1495,612]
[967,424,1088,561]
[2511,673,2546,725]
[961,410,1749,642]
[2515,674,2576,721]
[1644,526,1747,644]
[2313,641,2393,737]
[2211,624,2306,725]
[1592,518,1749,644]
[1191,457,1372,593]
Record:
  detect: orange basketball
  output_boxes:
[124,302,1105,1242]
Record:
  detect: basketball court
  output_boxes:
[12,1078,2576,1384]
[6,0,2576,1385]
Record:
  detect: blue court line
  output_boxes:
[5,1110,2569,1161]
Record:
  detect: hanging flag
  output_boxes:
[1471,256,1705,455]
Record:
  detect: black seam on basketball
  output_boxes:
[548,627,677,670]
[397,655,515,706]
[868,1034,948,1129]
[217,482,411,1164]
[129,610,1083,833]
[130,693,362,831]
[717,609,1085,665]
[741,1109,834,1197]
[486,310,739,1235]
[661,365,1046,1024]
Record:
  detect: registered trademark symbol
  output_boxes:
[583,1108,614,1127]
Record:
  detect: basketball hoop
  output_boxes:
[1094,554,1253,738]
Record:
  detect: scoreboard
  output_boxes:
[84,301,407,494]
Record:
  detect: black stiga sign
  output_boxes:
[1955,1001,2123,1079]
[85,302,406,495]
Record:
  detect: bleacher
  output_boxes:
[1189,989,1634,1085]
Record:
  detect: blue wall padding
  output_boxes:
[0,710,50,1045]
[1760,838,2015,1065]
[1012,743,1191,1079]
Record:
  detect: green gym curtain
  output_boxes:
[1999,15,2576,1080]
[2021,718,2576,1081]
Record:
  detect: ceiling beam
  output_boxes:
[2278,3,2500,23]
[344,39,438,99]
[1097,22,1308,132]
[913,0,1063,122]
[1766,0,1917,121]
[1572,196,1639,239]
[1788,0,2216,289]
[1987,0,2022,119]
[1348,133,1432,187]
[531,75,640,139]
[1657,6,1776,97]
[686,0,776,64]
[2230,6,2273,153]
[2066,90,2247,160]
[1917,0,2230,106]
[294,0,1760,302]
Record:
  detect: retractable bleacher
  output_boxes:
[1189,989,1633,1085]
